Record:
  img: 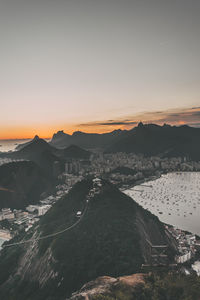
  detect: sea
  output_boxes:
[0,139,31,152]
[124,172,200,236]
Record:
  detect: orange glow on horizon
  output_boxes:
[0,122,186,140]
[0,125,127,140]
[1,106,200,140]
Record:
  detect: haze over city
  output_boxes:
[0,0,200,139]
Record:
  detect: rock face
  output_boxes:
[69,274,146,300]
[69,272,200,300]
[0,161,53,209]
[0,179,177,300]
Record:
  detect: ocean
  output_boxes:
[0,138,50,152]
[0,139,31,152]
[124,172,200,235]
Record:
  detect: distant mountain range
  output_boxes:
[106,123,200,160]
[1,123,200,174]
[0,179,176,300]
[49,123,200,160]
[50,129,126,150]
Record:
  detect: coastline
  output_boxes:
[120,169,200,192]
[123,171,200,236]
[120,173,162,191]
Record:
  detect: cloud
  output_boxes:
[77,106,200,130]
[79,121,138,126]
[191,107,200,110]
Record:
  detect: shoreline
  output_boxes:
[123,171,200,236]
[120,170,200,192]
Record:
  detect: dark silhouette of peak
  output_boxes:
[52,130,70,140]
[163,123,171,128]
[107,124,200,160]
[9,139,63,177]
[15,134,40,151]
[33,135,40,140]
[19,138,53,154]
[138,121,144,128]
[50,128,126,149]
[72,130,86,136]
[62,144,91,159]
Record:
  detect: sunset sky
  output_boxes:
[0,0,200,139]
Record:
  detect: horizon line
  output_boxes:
[1,121,199,141]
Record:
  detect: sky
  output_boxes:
[0,0,200,139]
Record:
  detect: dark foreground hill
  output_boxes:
[107,123,200,160]
[0,161,53,209]
[0,179,176,300]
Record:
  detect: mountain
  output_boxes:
[69,272,200,300]
[107,123,200,160]
[1,139,91,176]
[15,138,90,160]
[0,178,176,300]
[61,145,91,159]
[0,138,64,177]
[15,135,40,151]
[18,138,54,155]
[51,130,71,147]
[50,124,200,160]
[50,129,126,150]
[0,161,53,209]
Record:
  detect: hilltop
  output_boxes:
[0,178,176,300]
[15,135,40,151]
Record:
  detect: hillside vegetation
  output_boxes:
[0,179,175,300]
